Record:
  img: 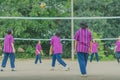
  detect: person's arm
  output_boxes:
[114,46,117,53]
[11,36,15,53]
[74,30,79,54]
[11,43,15,53]
[89,41,92,54]
[36,49,40,54]
[74,40,77,53]
[89,30,93,54]
[40,50,43,55]
[49,45,53,55]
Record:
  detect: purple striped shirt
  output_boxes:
[115,40,120,52]
[92,42,98,53]
[3,34,14,53]
[35,43,42,55]
[50,35,62,54]
[74,28,92,53]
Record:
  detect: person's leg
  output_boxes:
[95,53,99,62]
[9,53,15,70]
[117,58,120,63]
[118,52,120,63]
[84,53,88,67]
[52,54,56,67]
[1,53,9,68]
[50,54,57,70]
[56,54,67,67]
[117,58,119,63]
[38,54,42,63]
[35,55,39,64]
[77,52,87,75]
[90,53,94,62]
[116,52,119,63]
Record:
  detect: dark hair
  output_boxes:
[7,29,12,34]
[55,31,60,37]
[80,21,88,28]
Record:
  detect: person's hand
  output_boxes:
[89,52,92,55]
[49,48,53,56]
[42,52,44,55]
[13,48,15,53]
[74,49,77,54]
[114,50,116,53]
[88,48,92,54]
[41,51,44,55]
[49,51,52,56]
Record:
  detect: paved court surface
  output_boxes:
[0,59,120,80]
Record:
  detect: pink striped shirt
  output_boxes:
[92,42,98,53]
[74,28,92,53]
[50,35,62,54]
[115,40,120,52]
[3,34,14,53]
[35,43,42,55]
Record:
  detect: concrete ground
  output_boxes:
[0,59,120,80]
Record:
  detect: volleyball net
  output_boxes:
[0,16,120,60]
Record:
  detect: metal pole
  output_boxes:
[71,0,74,60]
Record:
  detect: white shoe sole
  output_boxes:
[81,74,87,77]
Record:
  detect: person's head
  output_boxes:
[38,40,41,44]
[80,21,88,28]
[92,39,96,43]
[118,36,120,38]
[118,36,120,40]
[55,31,61,37]
[7,29,13,34]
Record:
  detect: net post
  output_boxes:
[71,0,74,61]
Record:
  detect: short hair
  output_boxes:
[80,21,88,28]
[7,29,12,34]
[55,31,61,37]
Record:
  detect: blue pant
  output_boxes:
[1,53,15,68]
[90,53,99,62]
[115,52,120,63]
[77,52,88,75]
[35,54,42,64]
[52,53,66,67]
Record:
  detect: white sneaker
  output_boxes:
[50,67,55,71]
[11,68,16,71]
[64,66,70,71]
[0,67,4,71]
[81,74,87,77]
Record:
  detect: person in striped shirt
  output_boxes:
[114,36,120,64]
[90,40,99,62]
[49,31,69,71]
[35,41,43,64]
[74,21,93,76]
[0,29,16,71]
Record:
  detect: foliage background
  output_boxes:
[0,0,120,60]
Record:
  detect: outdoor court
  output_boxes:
[0,59,120,80]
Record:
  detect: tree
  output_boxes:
[0,0,71,58]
